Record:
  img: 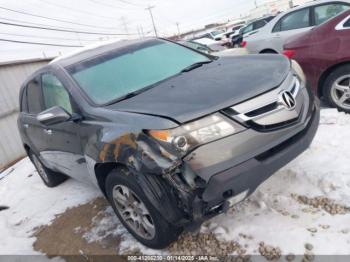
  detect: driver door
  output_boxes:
[271,7,313,53]
[39,72,87,181]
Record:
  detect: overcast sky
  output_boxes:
[0,0,262,61]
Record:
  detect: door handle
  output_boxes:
[44,129,53,135]
[23,124,29,128]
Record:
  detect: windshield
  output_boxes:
[66,39,210,105]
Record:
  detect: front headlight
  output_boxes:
[148,113,244,153]
[291,59,306,85]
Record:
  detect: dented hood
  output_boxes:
[107,55,291,123]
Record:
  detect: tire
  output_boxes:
[105,167,182,249]
[323,65,350,114]
[28,150,67,187]
[260,49,278,54]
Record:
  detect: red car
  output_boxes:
[284,10,350,113]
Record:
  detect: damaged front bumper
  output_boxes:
[181,98,320,224]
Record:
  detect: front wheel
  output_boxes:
[323,65,350,114]
[105,167,183,249]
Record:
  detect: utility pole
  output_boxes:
[120,16,129,34]
[140,25,145,38]
[289,0,294,8]
[145,5,158,37]
[176,22,180,37]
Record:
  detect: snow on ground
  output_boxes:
[0,108,350,256]
[0,159,100,255]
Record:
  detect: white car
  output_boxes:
[244,0,350,54]
[191,38,226,51]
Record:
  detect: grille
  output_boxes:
[223,74,306,131]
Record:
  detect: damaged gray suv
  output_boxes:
[18,38,320,249]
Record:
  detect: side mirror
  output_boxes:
[37,106,71,126]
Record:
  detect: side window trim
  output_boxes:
[335,14,350,30]
[20,85,28,113]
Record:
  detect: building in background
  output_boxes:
[0,58,53,170]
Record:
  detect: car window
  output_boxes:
[265,16,275,22]
[42,73,73,114]
[26,79,42,114]
[314,3,349,25]
[280,8,310,31]
[345,18,350,27]
[254,20,267,30]
[242,23,254,34]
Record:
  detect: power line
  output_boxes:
[115,0,145,7]
[0,20,135,36]
[0,32,115,42]
[0,38,83,47]
[88,0,143,11]
[37,0,120,20]
[0,5,121,31]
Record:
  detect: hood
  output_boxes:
[107,55,291,123]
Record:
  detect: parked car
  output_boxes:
[188,38,226,52]
[284,10,350,113]
[224,24,246,39]
[17,38,320,249]
[179,40,247,56]
[195,29,226,41]
[232,15,275,47]
[245,0,350,54]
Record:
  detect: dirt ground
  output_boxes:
[32,197,251,260]
[33,197,123,259]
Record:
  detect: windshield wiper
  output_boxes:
[105,90,143,105]
[181,60,212,73]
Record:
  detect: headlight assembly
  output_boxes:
[291,59,306,85]
[148,113,244,153]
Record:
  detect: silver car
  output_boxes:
[245,0,350,54]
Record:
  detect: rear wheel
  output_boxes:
[323,65,350,114]
[29,151,67,187]
[260,49,278,54]
[105,167,182,249]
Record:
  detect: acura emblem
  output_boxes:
[279,91,296,110]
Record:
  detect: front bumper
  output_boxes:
[184,98,320,216]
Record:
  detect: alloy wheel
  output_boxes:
[331,75,350,110]
[112,185,155,240]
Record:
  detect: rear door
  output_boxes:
[39,72,87,181]
[271,7,312,52]
[19,77,48,161]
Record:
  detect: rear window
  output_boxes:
[314,3,350,25]
[26,79,42,114]
[67,39,210,105]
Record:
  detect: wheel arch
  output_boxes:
[94,162,126,196]
[317,61,350,98]
[259,48,278,54]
